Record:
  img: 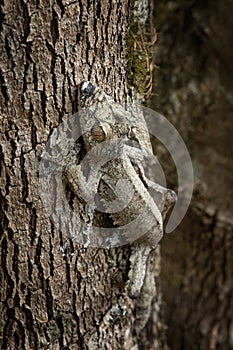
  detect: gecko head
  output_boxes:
[81,81,96,96]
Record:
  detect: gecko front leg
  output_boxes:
[63,156,99,205]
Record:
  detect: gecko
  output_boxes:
[63,81,176,298]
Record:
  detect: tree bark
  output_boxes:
[0,1,167,349]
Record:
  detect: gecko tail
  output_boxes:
[127,244,152,299]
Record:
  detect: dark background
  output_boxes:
[151,1,233,349]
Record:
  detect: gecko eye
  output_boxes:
[91,125,106,142]
[81,81,95,95]
[91,123,112,142]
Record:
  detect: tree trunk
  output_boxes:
[0,1,168,349]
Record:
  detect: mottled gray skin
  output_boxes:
[63,81,176,298]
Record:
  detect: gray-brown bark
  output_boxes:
[0,1,167,349]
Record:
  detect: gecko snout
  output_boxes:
[81,81,96,95]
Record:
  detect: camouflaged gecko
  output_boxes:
[63,81,176,298]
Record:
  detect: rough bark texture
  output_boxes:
[0,1,168,349]
[152,0,233,349]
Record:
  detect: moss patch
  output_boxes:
[126,3,158,100]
